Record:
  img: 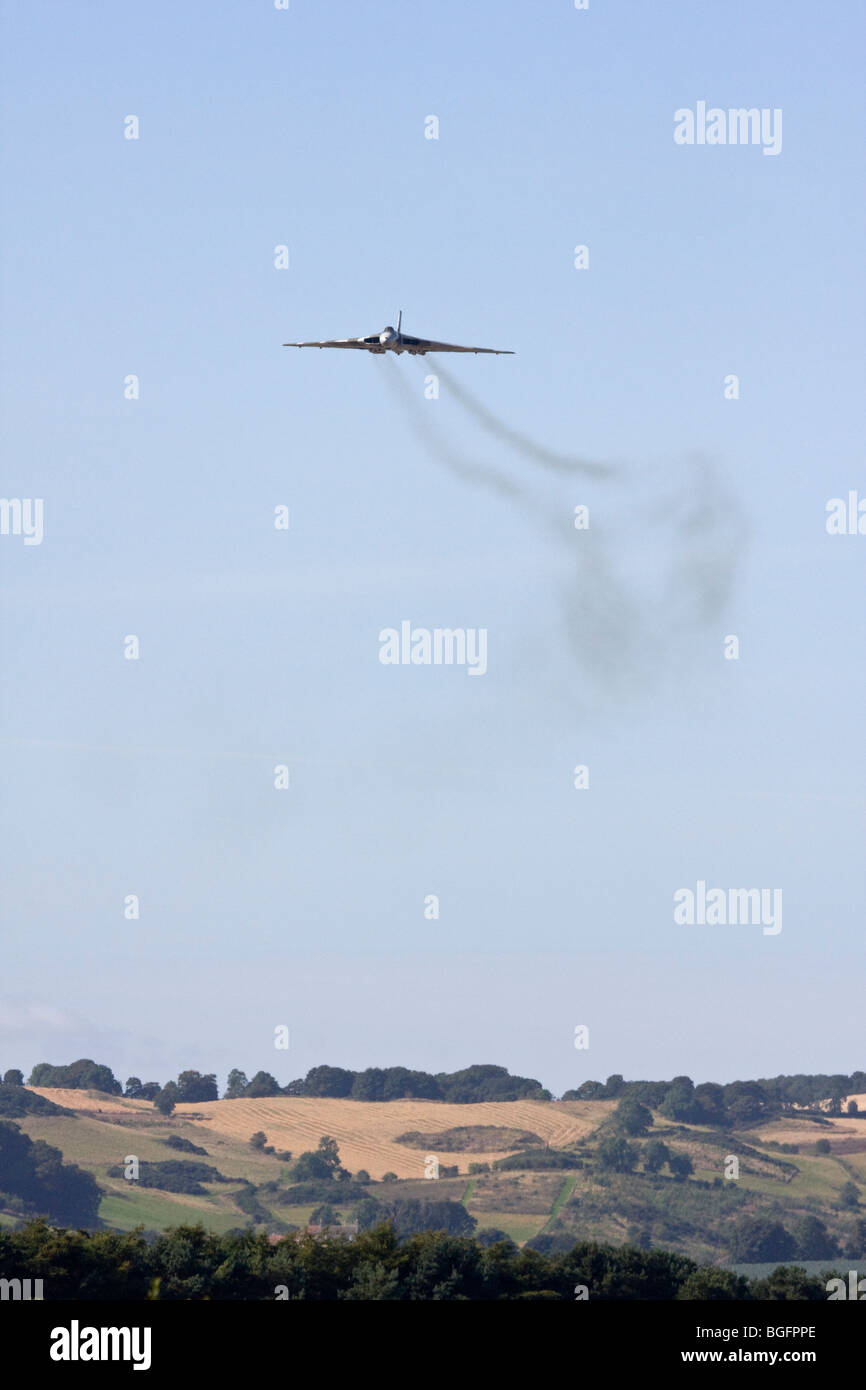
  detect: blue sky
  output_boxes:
[1,0,863,1094]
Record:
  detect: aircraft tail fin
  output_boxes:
[397,310,402,334]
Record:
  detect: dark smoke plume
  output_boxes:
[382,356,744,699]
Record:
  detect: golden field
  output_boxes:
[30,1089,612,1179]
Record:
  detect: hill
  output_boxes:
[27,1088,604,1178]
[9,1087,863,1261]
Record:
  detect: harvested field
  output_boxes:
[171,1097,611,1179]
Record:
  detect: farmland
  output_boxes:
[27,1090,611,1180]
[11,1088,865,1259]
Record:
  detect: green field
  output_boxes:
[471,1213,550,1243]
[98,1189,243,1234]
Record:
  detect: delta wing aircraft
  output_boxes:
[283,311,514,356]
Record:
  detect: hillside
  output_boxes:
[9,1087,864,1261]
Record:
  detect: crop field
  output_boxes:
[160,1096,613,1179]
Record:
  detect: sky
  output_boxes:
[0,0,863,1096]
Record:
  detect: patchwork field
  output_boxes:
[12,1088,865,1259]
[126,1095,612,1179]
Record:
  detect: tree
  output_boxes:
[845,1216,866,1258]
[303,1066,354,1098]
[354,1169,371,1184]
[629,1081,671,1108]
[224,1070,249,1099]
[597,1136,638,1173]
[387,1199,476,1238]
[124,1077,143,1098]
[316,1136,342,1174]
[667,1153,693,1181]
[748,1266,827,1301]
[569,1081,605,1100]
[728,1216,797,1264]
[353,1197,388,1230]
[339,1260,400,1300]
[659,1077,697,1123]
[436,1064,546,1103]
[381,1172,398,1183]
[476,1227,514,1248]
[28,1059,121,1094]
[613,1097,653,1136]
[847,1100,859,1115]
[385,1066,443,1101]
[677,1268,750,1300]
[3,1069,23,1087]
[814,1138,831,1155]
[723,1080,771,1125]
[558,1240,695,1301]
[643,1139,670,1173]
[292,1136,346,1183]
[175,1071,218,1104]
[249,1131,267,1150]
[0,1085,65,1118]
[309,1204,339,1227]
[28,1062,56,1086]
[792,1214,838,1260]
[67,1059,123,1093]
[0,1119,101,1226]
[838,1181,860,1211]
[351,1069,386,1102]
[154,1083,178,1115]
[244,1071,282,1098]
[292,1151,333,1181]
[693,1082,726,1126]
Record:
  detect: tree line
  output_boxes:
[0,1219,850,1300]
[10,1060,865,1114]
[564,1072,866,1124]
[14,1061,552,1108]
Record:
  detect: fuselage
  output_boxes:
[361,326,423,354]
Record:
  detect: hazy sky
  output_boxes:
[1,1,863,1095]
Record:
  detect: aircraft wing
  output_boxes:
[401,334,514,354]
[282,337,370,349]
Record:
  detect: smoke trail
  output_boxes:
[382,356,744,699]
[432,359,618,479]
[381,356,531,504]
